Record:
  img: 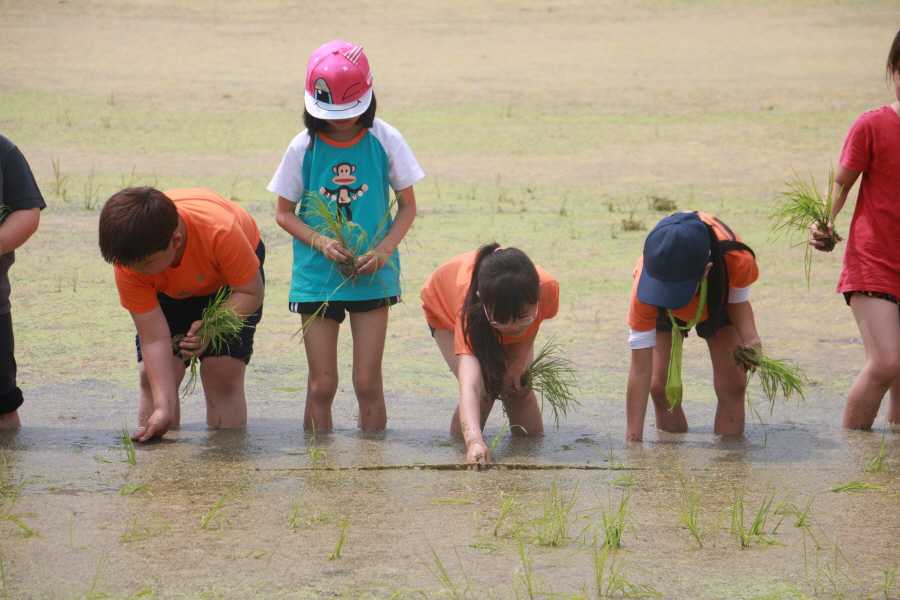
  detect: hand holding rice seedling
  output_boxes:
[768,168,843,283]
[732,344,806,413]
[179,287,248,397]
[513,337,579,428]
[302,191,397,283]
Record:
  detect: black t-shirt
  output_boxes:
[0,135,46,314]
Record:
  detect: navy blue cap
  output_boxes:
[637,212,711,310]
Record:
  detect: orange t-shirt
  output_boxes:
[115,189,261,314]
[420,250,560,355]
[627,212,759,332]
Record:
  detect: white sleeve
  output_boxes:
[728,285,750,304]
[267,131,311,202]
[369,119,425,191]
[629,329,657,350]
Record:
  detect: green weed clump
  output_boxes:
[768,168,843,284]
[732,345,806,413]
[179,288,247,397]
[519,337,579,427]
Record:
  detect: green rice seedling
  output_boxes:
[488,487,526,539]
[119,424,137,465]
[518,337,579,428]
[301,191,398,283]
[423,541,476,600]
[730,484,783,548]
[92,454,111,463]
[489,420,511,453]
[529,480,577,547]
[592,431,624,468]
[830,480,885,493]
[512,535,548,600]
[288,495,311,529]
[122,510,170,543]
[672,475,703,548]
[119,484,152,496]
[865,433,886,473]
[599,490,635,548]
[732,345,806,413]
[872,560,899,599]
[814,540,861,599]
[328,516,349,560]
[590,541,661,598]
[793,496,815,528]
[0,480,39,536]
[180,287,247,397]
[83,550,110,599]
[297,419,327,474]
[200,482,242,530]
[769,168,844,285]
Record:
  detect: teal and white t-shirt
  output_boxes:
[268,118,424,302]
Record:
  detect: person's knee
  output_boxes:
[352,370,383,400]
[867,356,900,382]
[308,372,338,402]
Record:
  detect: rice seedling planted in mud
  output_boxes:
[768,168,843,284]
[118,424,137,465]
[328,516,349,560]
[598,490,635,549]
[865,434,886,473]
[589,541,661,598]
[423,541,477,600]
[672,475,703,548]
[517,337,579,428]
[529,480,580,547]
[200,482,243,530]
[179,287,247,397]
[732,345,806,413]
[830,480,885,493]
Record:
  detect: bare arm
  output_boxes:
[457,353,491,466]
[625,347,653,442]
[356,185,418,276]
[131,307,179,441]
[503,328,539,395]
[812,164,861,250]
[274,195,352,263]
[0,207,40,254]
[727,301,761,349]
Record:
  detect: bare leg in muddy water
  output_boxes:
[843,294,900,429]
[300,307,389,431]
[0,411,21,429]
[200,356,249,428]
[706,325,746,436]
[349,307,388,430]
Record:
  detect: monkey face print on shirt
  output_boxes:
[319,162,369,224]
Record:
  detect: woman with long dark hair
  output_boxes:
[421,243,559,467]
[625,212,761,442]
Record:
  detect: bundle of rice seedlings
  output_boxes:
[517,337,579,428]
[732,345,806,413]
[179,288,247,397]
[301,191,398,282]
[768,168,843,284]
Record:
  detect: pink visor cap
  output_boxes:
[305,40,373,120]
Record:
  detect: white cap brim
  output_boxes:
[304,88,372,120]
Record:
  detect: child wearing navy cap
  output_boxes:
[625,212,761,442]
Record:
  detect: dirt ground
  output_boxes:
[2,0,900,598]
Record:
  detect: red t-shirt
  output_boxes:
[628,212,759,332]
[115,189,261,314]
[836,105,900,297]
[420,250,560,355]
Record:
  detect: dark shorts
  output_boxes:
[289,296,400,324]
[0,312,24,415]
[655,307,733,340]
[136,240,265,364]
[843,290,900,308]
